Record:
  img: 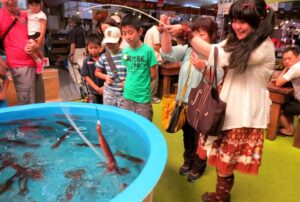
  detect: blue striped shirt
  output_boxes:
[95,50,126,92]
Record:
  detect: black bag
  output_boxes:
[0,12,19,54]
[0,42,4,55]
[187,47,226,136]
[166,102,187,133]
[163,61,192,133]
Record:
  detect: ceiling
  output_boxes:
[44,0,219,9]
[160,0,218,8]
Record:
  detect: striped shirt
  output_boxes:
[95,50,126,92]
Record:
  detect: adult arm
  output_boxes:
[0,57,8,75]
[0,75,9,100]
[276,62,300,87]
[69,29,76,63]
[163,23,212,59]
[150,65,157,81]
[275,67,289,87]
[69,43,76,63]
[24,39,41,54]
[159,15,172,54]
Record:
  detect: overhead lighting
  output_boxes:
[183,4,200,9]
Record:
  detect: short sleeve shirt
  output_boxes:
[81,55,104,95]
[122,43,157,103]
[69,25,85,48]
[95,50,126,92]
[27,10,47,35]
[0,7,35,67]
[283,61,300,101]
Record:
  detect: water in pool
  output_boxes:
[0,114,148,202]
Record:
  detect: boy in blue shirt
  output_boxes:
[120,14,158,121]
[81,34,104,104]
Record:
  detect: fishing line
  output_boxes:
[61,105,106,161]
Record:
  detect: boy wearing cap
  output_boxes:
[95,26,126,107]
[120,14,157,121]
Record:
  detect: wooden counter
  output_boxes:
[267,82,293,140]
[1,68,61,106]
[159,62,181,96]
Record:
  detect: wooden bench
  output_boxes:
[293,116,300,148]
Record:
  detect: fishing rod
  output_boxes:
[81,4,160,23]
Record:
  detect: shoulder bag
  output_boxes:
[187,47,227,136]
[162,61,192,133]
[105,50,124,83]
[0,12,20,54]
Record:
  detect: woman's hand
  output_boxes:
[191,51,206,72]
[159,14,170,27]
[164,24,183,38]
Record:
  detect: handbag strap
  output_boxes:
[178,60,192,104]
[198,46,218,87]
[105,50,117,74]
[0,12,20,45]
[213,47,218,88]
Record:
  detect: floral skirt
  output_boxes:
[197,128,264,175]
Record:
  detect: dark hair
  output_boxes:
[86,34,103,46]
[28,0,42,4]
[121,14,142,30]
[70,15,81,26]
[282,46,300,57]
[192,17,218,43]
[96,17,118,35]
[224,0,275,73]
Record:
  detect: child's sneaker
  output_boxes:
[36,59,45,74]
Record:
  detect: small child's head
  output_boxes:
[28,0,42,13]
[102,26,121,53]
[120,14,143,48]
[86,34,103,57]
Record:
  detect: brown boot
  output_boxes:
[202,174,234,202]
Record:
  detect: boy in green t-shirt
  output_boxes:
[120,14,158,121]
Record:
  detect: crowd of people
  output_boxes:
[1,0,300,201]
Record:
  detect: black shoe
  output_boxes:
[151,97,161,104]
[187,170,203,183]
[179,163,191,175]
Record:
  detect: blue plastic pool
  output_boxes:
[0,102,167,202]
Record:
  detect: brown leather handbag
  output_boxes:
[187,47,226,136]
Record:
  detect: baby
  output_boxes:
[27,0,47,74]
